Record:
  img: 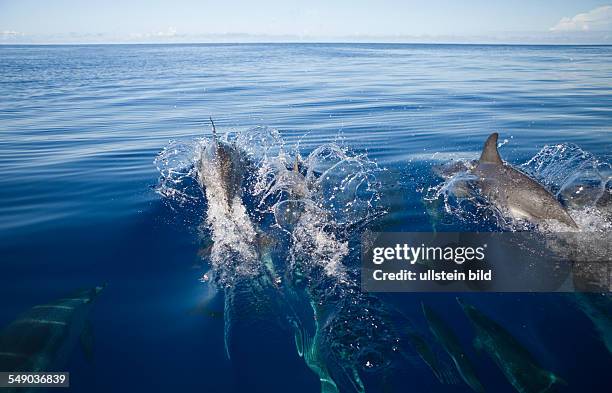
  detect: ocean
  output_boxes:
[0,43,610,392]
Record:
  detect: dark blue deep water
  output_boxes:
[1,44,611,393]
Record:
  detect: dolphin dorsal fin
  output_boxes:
[479,132,502,164]
[293,155,300,172]
[209,116,218,142]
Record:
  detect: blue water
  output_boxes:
[1,44,611,393]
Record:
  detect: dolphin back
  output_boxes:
[199,139,247,204]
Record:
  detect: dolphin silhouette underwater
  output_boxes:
[457,298,565,393]
[571,293,612,357]
[436,133,578,228]
[0,285,105,376]
[404,329,450,384]
[422,302,485,392]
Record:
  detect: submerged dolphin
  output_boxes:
[0,286,105,375]
[422,302,484,392]
[404,330,447,384]
[292,297,341,393]
[471,133,577,228]
[572,293,612,356]
[457,298,564,393]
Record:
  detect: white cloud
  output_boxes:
[130,27,178,40]
[1,30,25,40]
[155,27,177,37]
[550,5,612,32]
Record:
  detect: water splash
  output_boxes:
[262,144,412,392]
[154,139,202,207]
[521,143,612,233]
[155,126,404,388]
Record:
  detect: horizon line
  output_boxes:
[2,41,612,46]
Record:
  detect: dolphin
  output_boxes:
[404,330,447,383]
[292,298,341,393]
[571,293,612,356]
[457,298,564,393]
[195,119,278,287]
[272,160,364,393]
[471,133,578,228]
[261,154,310,204]
[282,156,310,199]
[198,118,247,205]
[0,285,105,377]
[422,302,484,392]
[269,155,317,231]
[195,122,291,364]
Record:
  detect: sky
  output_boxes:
[1,1,611,44]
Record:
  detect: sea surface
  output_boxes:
[0,43,611,393]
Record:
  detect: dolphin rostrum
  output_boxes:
[472,133,577,228]
[457,298,564,393]
[0,285,105,376]
[422,302,485,392]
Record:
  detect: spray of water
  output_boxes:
[521,143,612,233]
[156,126,407,389]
